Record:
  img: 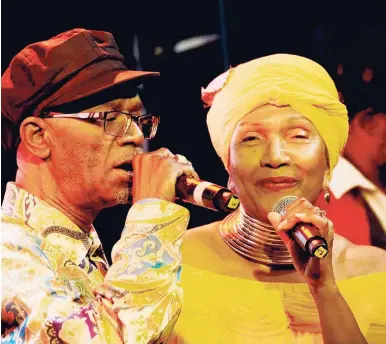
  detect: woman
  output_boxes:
[169,54,386,343]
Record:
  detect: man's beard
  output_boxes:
[114,187,131,205]
[114,146,142,205]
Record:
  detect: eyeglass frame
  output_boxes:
[40,111,160,139]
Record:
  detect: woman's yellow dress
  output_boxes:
[172,264,386,343]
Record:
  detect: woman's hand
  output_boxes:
[268,197,336,291]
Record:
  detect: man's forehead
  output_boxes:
[93,95,143,112]
[110,95,143,109]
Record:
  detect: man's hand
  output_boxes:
[132,148,199,203]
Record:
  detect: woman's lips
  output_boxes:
[258,177,298,191]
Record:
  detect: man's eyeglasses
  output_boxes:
[41,111,160,139]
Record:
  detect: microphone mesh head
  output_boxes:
[272,196,298,216]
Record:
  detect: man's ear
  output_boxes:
[363,112,385,137]
[19,117,51,159]
[355,107,378,135]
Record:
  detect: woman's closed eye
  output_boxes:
[241,133,264,142]
[243,136,258,142]
[287,128,311,140]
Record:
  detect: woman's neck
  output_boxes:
[219,205,294,268]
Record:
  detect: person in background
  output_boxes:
[324,61,386,248]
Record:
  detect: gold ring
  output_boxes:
[175,154,191,165]
[316,207,327,219]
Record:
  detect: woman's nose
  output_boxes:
[260,137,291,168]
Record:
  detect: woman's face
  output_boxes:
[229,105,329,221]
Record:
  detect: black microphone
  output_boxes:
[127,173,240,213]
[272,196,329,259]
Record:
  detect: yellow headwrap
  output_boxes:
[203,54,348,179]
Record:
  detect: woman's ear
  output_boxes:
[322,168,331,204]
[19,117,51,159]
[227,176,236,192]
[323,168,330,188]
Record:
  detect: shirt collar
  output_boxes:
[1,182,97,265]
[330,157,377,199]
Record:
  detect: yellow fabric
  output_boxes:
[1,182,189,343]
[205,54,348,178]
[172,264,386,343]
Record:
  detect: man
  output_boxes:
[321,61,386,248]
[1,28,197,343]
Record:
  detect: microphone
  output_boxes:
[272,196,329,259]
[175,175,240,212]
[128,148,240,212]
[127,173,240,213]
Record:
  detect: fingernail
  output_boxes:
[295,213,306,218]
[254,264,271,274]
[277,219,288,230]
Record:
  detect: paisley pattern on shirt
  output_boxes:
[2,182,189,343]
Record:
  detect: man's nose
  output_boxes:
[116,121,144,147]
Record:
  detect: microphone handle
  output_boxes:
[176,175,240,212]
[289,223,328,259]
[127,173,240,213]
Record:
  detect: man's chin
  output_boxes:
[116,192,131,205]
[104,188,131,207]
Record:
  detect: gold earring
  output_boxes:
[324,186,331,204]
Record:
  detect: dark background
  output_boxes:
[2,1,385,262]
